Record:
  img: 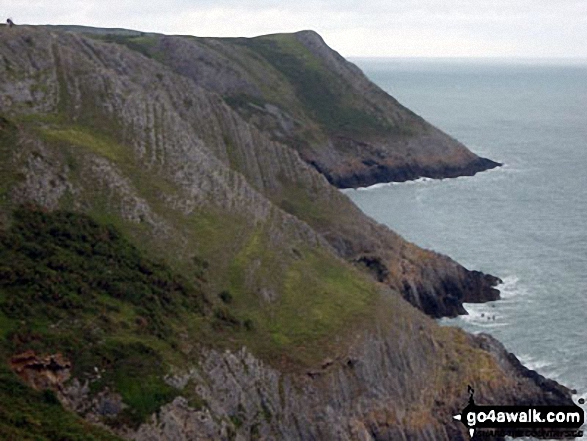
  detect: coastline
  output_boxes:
[330,156,502,189]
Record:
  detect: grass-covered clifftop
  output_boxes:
[0,25,571,440]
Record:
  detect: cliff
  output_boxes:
[0,25,572,440]
[76,27,500,189]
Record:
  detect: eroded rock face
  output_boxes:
[10,350,71,391]
[470,333,574,406]
[0,26,499,320]
[129,327,573,441]
[62,379,126,422]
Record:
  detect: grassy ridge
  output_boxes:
[233,34,391,137]
[84,31,394,140]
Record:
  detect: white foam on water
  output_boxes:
[343,159,529,193]
[516,353,553,372]
[439,274,535,331]
[497,275,530,300]
[351,176,438,191]
[353,182,391,191]
[461,305,497,321]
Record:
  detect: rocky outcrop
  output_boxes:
[10,350,71,392]
[400,268,501,318]
[322,155,501,189]
[471,333,575,406]
[128,321,574,441]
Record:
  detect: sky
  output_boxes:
[2,0,587,58]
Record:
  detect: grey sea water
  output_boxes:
[345,58,587,419]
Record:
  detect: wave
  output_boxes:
[351,176,436,191]
[459,303,508,327]
[517,353,553,372]
[496,275,530,299]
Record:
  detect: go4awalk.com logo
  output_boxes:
[453,386,584,439]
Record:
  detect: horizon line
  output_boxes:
[7,24,587,61]
[346,55,587,62]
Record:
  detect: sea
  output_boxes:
[345,57,587,436]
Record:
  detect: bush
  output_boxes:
[213,307,240,329]
[0,206,207,337]
[219,290,233,304]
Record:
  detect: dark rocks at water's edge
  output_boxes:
[395,263,502,319]
[472,333,575,406]
[325,156,502,189]
[461,270,502,304]
[402,271,501,318]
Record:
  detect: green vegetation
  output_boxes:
[234,35,391,136]
[0,202,380,436]
[91,342,179,427]
[223,223,378,365]
[0,116,19,209]
[0,206,209,427]
[0,207,206,331]
[0,364,123,441]
[277,183,336,229]
[219,290,233,304]
[270,249,376,350]
[40,126,127,162]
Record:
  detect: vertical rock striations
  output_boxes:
[0,26,572,441]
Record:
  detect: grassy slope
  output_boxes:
[0,112,382,435]
[0,207,207,426]
[0,362,123,441]
[0,29,519,439]
[230,34,393,137]
[1,103,382,365]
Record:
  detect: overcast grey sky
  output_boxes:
[3,0,587,58]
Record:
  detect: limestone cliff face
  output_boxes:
[0,26,498,318]
[129,316,571,441]
[54,293,572,441]
[108,28,500,189]
[0,25,573,441]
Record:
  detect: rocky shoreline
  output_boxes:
[401,267,503,318]
[327,156,502,189]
